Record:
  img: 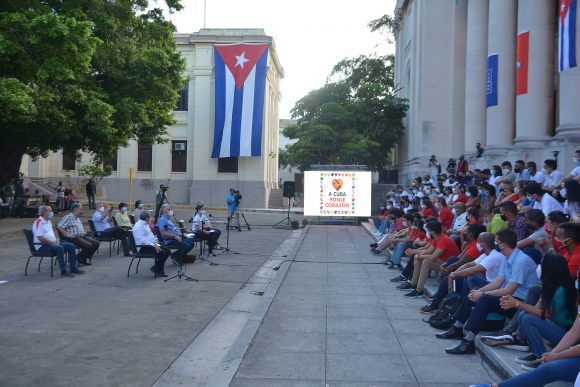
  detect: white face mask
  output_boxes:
[466,192,472,198]
[476,242,483,252]
[425,230,432,239]
[502,168,510,175]
[201,210,206,215]
[536,265,542,279]
[99,207,105,213]
[168,210,174,217]
[403,220,408,227]
[139,203,144,209]
[452,208,457,215]
[121,207,128,212]
[420,204,427,209]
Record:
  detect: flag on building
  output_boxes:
[559,0,577,72]
[212,43,269,158]
[516,31,530,96]
[486,53,498,108]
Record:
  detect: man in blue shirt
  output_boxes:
[437,228,540,355]
[226,188,237,228]
[157,204,195,263]
[91,203,131,256]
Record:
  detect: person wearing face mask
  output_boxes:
[422,232,502,314]
[437,197,454,231]
[33,205,83,277]
[514,160,530,182]
[494,161,516,185]
[524,181,564,217]
[447,203,468,239]
[499,201,532,241]
[158,203,196,263]
[465,186,480,209]
[404,220,460,298]
[542,159,564,193]
[419,198,435,218]
[92,202,131,256]
[494,182,519,207]
[556,222,580,279]
[562,149,580,183]
[379,214,418,266]
[57,203,99,266]
[515,209,547,264]
[524,161,546,185]
[114,202,133,231]
[440,229,540,355]
[133,200,145,222]
[193,201,223,256]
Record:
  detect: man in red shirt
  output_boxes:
[437,197,454,230]
[556,222,580,279]
[405,220,461,298]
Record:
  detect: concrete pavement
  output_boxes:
[229,225,498,386]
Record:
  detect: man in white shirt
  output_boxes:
[91,203,131,256]
[563,149,580,183]
[542,159,564,192]
[525,181,564,217]
[32,205,83,277]
[192,201,222,256]
[132,211,170,277]
[447,203,468,236]
[525,161,546,185]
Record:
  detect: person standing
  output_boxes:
[428,155,441,183]
[2,178,15,216]
[85,178,96,210]
[33,205,84,277]
[56,181,64,210]
[57,203,100,265]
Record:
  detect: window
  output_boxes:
[171,140,187,172]
[62,152,76,170]
[104,151,118,172]
[218,157,238,173]
[138,143,152,171]
[174,83,188,111]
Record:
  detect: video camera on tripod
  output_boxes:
[229,189,242,208]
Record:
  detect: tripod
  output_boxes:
[221,215,241,255]
[274,196,294,228]
[164,240,198,282]
[227,206,251,232]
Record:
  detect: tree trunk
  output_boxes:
[0,145,25,188]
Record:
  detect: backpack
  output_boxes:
[428,292,461,330]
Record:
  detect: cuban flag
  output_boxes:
[212,43,269,158]
[559,0,577,72]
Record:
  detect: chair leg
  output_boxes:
[25,256,32,276]
[136,258,141,273]
[50,256,54,277]
[109,242,112,257]
[38,257,44,272]
[127,257,135,277]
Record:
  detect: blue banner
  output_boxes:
[486,53,498,108]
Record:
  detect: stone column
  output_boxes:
[486,0,517,150]
[464,0,489,152]
[514,0,555,147]
[556,3,580,139]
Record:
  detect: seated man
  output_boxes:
[157,204,195,264]
[373,211,412,257]
[392,219,433,286]
[404,220,461,298]
[193,201,222,256]
[57,203,100,265]
[384,214,425,269]
[438,229,540,355]
[91,203,131,256]
[133,210,170,277]
[446,202,468,244]
[33,205,84,277]
[114,202,133,231]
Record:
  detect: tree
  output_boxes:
[0,1,186,187]
[78,163,113,190]
[280,54,407,172]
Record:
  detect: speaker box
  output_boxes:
[282,181,295,198]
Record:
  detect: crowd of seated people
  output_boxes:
[371,151,580,386]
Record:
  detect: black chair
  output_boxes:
[126,233,157,278]
[112,216,119,227]
[129,214,135,225]
[23,229,57,277]
[155,226,180,258]
[88,219,119,257]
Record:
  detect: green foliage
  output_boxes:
[78,163,113,187]
[281,54,407,172]
[0,0,186,185]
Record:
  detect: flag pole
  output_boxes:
[204,0,207,28]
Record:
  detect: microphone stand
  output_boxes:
[164,232,198,282]
[221,215,241,255]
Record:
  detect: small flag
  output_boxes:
[516,31,530,96]
[212,43,269,158]
[559,0,577,72]
[486,53,498,108]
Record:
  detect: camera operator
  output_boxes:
[193,201,223,256]
[157,204,195,264]
[227,188,238,226]
[154,184,168,221]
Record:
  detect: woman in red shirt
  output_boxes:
[454,185,468,204]
[541,211,571,256]
[437,197,454,231]
[465,186,480,209]
[420,198,436,219]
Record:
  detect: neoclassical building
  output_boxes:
[20,29,284,208]
[392,0,579,183]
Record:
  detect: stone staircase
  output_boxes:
[268,188,285,209]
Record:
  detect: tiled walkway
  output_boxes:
[230,225,495,386]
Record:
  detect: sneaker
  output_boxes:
[480,330,513,341]
[504,334,530,352]
[397,282,413,290]
[372,249,382,255]
[420,304,438,313]
[514,353,537,365]
[404,289,422,298]
[70,268,85,275]
[61,271,74,278]
[520,359,542,371]
[469,384,492,387]
[388,263,402,270]
[215,245,224,250]
[391,275,408,283]
[369,242,378,248]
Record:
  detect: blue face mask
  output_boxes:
[573,158,580,166]
[523,168,529,174]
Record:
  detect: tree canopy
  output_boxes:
[0,0,186,185]
[280,53,407,172]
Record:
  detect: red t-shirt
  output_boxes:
[455,194,468,204]
[435,234,461,262]
[508,194,520,203]
[422,208,435,218]
[464,240,480,260]
[412,229,426,240]
[438,207,454,229]
[564,244,580,279]
[394,217,405,232]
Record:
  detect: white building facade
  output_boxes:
[20,29,284,208]
[393,0,579,182]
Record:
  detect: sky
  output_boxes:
[164,0,397,118]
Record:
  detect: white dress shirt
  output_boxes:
[544,170,564,188]
[132,219,157,251]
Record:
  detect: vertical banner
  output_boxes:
[559,0,577,72]
[516,31,530,96]
[486,53,498,108]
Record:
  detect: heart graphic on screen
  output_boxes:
[332,179,343,191]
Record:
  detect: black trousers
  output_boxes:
[102,227,130,255]
[64,235,100,260]
[139,245,170,273]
